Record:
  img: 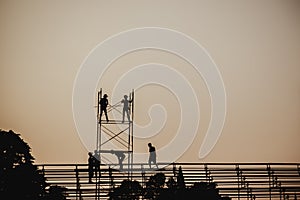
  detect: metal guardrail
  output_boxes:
[37,163,300,200]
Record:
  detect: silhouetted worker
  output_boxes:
[148,143,158,169]
[88,152,94,183]
[93,150,100,178]
[111,150,125,171]
[100,94,109,122]
[121,94,132,123]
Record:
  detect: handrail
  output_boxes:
[36,162,300,200]
[36,162,300,166]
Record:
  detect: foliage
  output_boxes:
[109,169,230,200]
[44,185,68,200]
[109,179,142,200]
[0,129,46,199]
[144,173,166,199]
[0,129,67,200]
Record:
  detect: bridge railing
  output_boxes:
[37,162,300,200]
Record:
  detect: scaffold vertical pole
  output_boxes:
[96,88,135,190]
[95,89,102,200]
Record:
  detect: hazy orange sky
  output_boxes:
[1,0,299,164]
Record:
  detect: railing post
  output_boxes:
[109,167,114,188]
[236,164,240,200]
[41,165,46,199]
[141,164,145,188]
[75,165,81,200]
[204,164,210,183]
[267,164,272,200]
[173,162,177,177]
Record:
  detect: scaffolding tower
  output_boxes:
[96,88,134,177]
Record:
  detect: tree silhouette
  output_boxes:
[109,179,142,200]
[0,129,67,200]
[44,185,68,200]
[188,182,223,199]
[152,167,228,200]
[108,168,230,199]
[0,130,34,168]
[144,173,166,199]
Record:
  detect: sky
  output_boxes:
[0,0,300,164]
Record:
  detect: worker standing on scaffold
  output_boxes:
[88,152,94,183]
[121,94,132,123]
[99,94,109,122]
[148,143,158,169]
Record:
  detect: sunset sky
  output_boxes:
[1,0,299,164]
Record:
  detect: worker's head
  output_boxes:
[103,94,108,98]
[124,95,128,99]
[148,143,152,147]
[88,152,93,156]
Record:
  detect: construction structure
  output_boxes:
[96,88,134,176]
[41,89,299,199]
